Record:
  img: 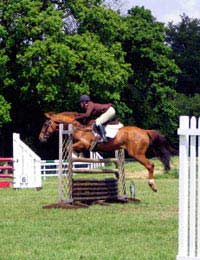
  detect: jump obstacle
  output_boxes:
[177,116,200,260]
[43,123,139,209]
[0,133,42,189]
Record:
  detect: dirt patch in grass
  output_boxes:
[124,156,179,179]
[126,171,148,179]
[126,168,164,179]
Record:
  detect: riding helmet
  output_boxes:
[79,95,90,103]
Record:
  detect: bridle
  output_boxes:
[41,119,58,140]
[40,118,93,142]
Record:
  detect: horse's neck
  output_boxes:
[60,112,79,118]
[56,115,80,126]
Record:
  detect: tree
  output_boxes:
[1,0,131,112]
[166,14,200,95]
[121,7,180,137]
[0,23,11,126]
[175,93,200,117]
[69,4,180,137]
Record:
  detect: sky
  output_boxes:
[119,0,200,24]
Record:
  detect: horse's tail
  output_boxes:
[147,130,177,171]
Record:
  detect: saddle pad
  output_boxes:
[105,123,124,138]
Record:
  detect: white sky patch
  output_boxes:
[163,10,183,24]
[178,0,200,18]
[116,0,200,24]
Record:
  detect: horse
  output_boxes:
[39,111,176,192]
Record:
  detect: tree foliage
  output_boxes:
[121,7,180,135]
[175,93,200,117]
[166,14,200,95]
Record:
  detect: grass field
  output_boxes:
[0,157,179,260]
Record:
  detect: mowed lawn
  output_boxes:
[0,158,179,260]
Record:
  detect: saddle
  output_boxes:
[105,118,121,125]
[90,121,124,151]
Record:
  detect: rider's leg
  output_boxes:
[96,107,116,125]
[95,107,116,142]
[92,122,107,142]
[97,124,108,142]
[93,107,116,142]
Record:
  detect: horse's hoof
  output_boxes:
[148,180,157,192]
[150,185,158,192]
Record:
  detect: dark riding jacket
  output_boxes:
[76,101,112,120]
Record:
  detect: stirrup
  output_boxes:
[102,136,108,142]
[97,135,108,143]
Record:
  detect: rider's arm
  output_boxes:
[76,102,94,119]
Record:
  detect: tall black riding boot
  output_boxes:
[98,124,108,142]
[92,123,98,133]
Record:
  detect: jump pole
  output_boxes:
[58,123,73,204]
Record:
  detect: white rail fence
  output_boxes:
[177,116,200,260]
[41,152,105,179]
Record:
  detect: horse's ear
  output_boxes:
[45,112,54,118]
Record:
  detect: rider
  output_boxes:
[76,94,116,142]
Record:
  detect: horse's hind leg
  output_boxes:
[125,130,157,192]
[133,155,157,192]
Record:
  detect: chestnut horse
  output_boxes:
[39,112,175,192]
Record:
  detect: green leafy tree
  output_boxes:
[20,32,131,112]
[63,1,132,118]
[64,3,180,137]
[1,0,66,109]
[166,14,200,95]
[0,30,11,125]
[78,5,126,45]
[121,7,180,136]
[175,93,200,117]
[1,0,131,112]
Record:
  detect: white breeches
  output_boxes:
[95,107,116,126]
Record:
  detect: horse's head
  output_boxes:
[39,111,82,143]
[39,116,59,143]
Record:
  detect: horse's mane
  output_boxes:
[45,111,84,126]
[59,111,79,116]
